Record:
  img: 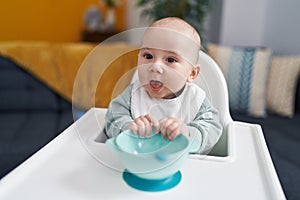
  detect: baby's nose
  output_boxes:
[149,63,164,74]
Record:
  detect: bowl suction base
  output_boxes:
[122,170,182,192]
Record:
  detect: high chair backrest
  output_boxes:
[131,51,233,128]
[194,51,233,127]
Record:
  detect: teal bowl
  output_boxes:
[106,130,190,180]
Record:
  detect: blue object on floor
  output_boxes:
[122,170,182,192]
[75,111,85,120]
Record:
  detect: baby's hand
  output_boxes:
[128,114,159,138]
[158,117,189,140]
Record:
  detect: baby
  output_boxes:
[105,17,222,154]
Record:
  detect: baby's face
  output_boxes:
[137,48,195,99]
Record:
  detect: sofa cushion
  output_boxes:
[266,56,300,117]
[208,44,272,117]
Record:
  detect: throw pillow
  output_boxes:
[266,56,300,117]
[207,44,272,117]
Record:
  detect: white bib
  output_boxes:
[131,81,206,122]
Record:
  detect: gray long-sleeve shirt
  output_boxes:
[105,83,223,154]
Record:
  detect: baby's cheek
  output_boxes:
[163,70,186,92]
[137,66,149,85]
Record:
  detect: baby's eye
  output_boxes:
[143,53,153,60]
[166,57,177,63]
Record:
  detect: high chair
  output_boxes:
[0,51,286,200]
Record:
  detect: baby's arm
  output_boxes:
[105,86,133,138]
[157,98,222,154]
[187,97,223,154]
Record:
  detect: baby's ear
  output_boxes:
[187,65,200,82]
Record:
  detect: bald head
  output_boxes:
[149,17,201,48]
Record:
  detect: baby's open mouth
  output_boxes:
[149,80,163,91]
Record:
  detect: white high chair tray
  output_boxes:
[0,108,286,200]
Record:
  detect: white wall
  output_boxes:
[220,0,267,47]
[263,0,300,55]
[220,0,300,55]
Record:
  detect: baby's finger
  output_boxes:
[143,114,152,136]
[160,118,181,140]
[144,114,152,122]
[147,115,159,134]
[166,125,180,140]
[128,122,138,134]
[145,123,153,138]
[163,119,175,139]
[137,116,151,137]
[142,115,152,137]
[159,118,168,139]
[137,125,146,137]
